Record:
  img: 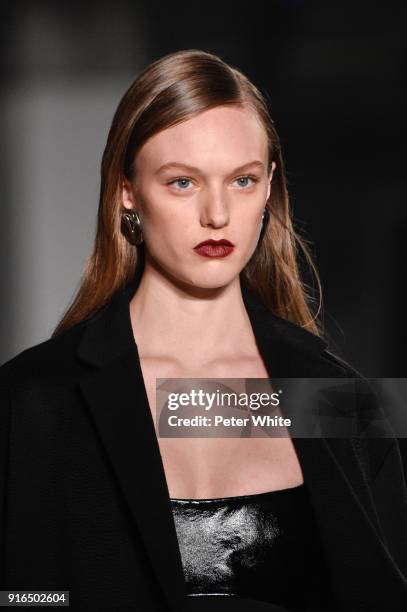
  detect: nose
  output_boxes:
[199,185,230,228]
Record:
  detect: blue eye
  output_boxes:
[168,177,192,190]
[235,175,258,188]
[167,175,258,191]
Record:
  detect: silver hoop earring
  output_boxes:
[121,210,144,246]
[261,207,270,227]
[259,207,270,242]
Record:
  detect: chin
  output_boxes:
[183,273,239,291]
[158,259,240,292]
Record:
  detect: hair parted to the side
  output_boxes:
[52,48,323,338]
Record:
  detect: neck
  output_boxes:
[128,259,256,366]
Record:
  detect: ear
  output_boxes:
[121,177,136,210]
[266,161,276,201]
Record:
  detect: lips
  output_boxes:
[193,239,235,259]
[195,239,234,248]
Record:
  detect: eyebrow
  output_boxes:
[155,160,265,175]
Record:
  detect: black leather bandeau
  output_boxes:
[170,484,333,610]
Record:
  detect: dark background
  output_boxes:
[1,0,406,376]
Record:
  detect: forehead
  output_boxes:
[136,105,268,171]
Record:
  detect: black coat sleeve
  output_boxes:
[0,382,11,587]
[321,348,407,578]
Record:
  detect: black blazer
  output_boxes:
[1,275,407,612]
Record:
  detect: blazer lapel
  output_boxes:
[241,287,407,608]
[76,284,188,612]
[75,275,407,611]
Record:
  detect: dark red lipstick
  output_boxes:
[193,238,235,258]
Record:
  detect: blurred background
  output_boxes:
[1,0,406,376]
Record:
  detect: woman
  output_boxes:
[1,49,406,612]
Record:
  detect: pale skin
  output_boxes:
[121,105,304,499]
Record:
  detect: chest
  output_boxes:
[139,356,304,499]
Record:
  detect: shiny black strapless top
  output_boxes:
[170,484,334,611]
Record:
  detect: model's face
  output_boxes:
[122,105,275,290]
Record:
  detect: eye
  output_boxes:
[234,175,259,188]
[167,177,193,190]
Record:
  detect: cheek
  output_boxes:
[235,207,265,258]
[143,201,193,254]
[238,203,264,234]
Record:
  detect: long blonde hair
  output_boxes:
[52,49,322,337]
